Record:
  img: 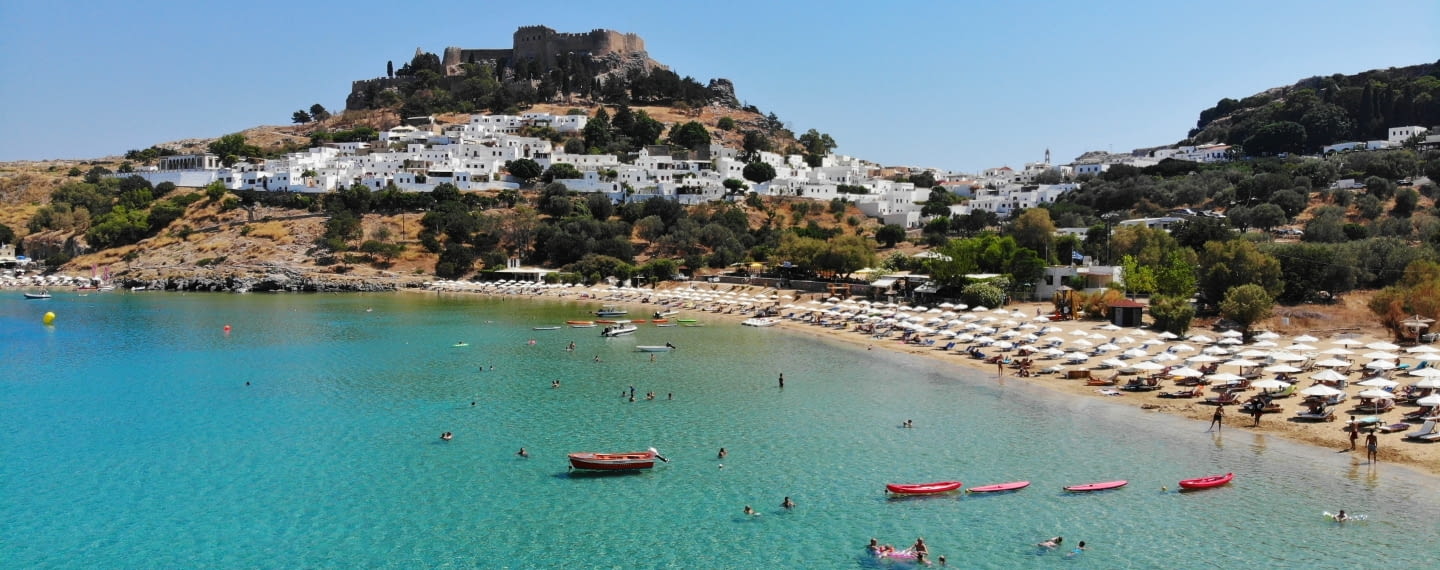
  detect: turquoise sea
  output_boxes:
[3,291,1438,569]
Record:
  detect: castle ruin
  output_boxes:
[441,26,649,75]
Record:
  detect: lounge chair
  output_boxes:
[1204,390,1243,405]
[936,342,956,351]
[1376,422,1412,434]
[1402,406,1438,421]
[1159,386,1204,399]
[1404,420,1439,440]
[1293,405,1336,422]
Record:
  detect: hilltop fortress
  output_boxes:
[443,26,649,74]
[347,25,664,110]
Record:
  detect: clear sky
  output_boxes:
[1,0,1434,172]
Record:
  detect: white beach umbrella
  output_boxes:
[1018,324,1039,331]
[1041,336,1066,345]
[1001,319,1019,327]
[1122,348,1149,359]
[1409,368,1440,378]
[1187,354,1221,363]
[1366,341,1401,351]
[1132,361,1165,371]
[971,306,988,312]
[999,331,1019,339]
[1301,385,1345,397]
[1270,352,1308,362]
[1202,346,1231,355]
[1189,335,1215,344]
[1169,366,1204,377]
[1152,352,1181,362]
[996,341,1015,350]
[1239,349,1272,358]
[1251,341,1278,348]
[1101,358,1128,369]
[1170,344,1196,353]
[1263,364,1303,374]
[1043,347,1067,357]
[1070,330,1091,337]
[1157,331,1179,340]
[1405,345,1440,354]
[1321,347,1355,355]
[1357,389,1395,400]
[1033,314,1053,321]
[1207,372,1246,382]
[1041,326,1063,334]
[1116,336,1136,345]
[1089,333,1109,341]
[1311,369,1349,382]
[1223,359,1261,368]
[1011,311,1028,319]
[1285,344,1318,351]
[1314,358,1351,368]
[955,333,975,343]
[1218,337,1244,345]
[1362,351,1400,361]
[1365,360,1397,370]
[1099,324,1122,331]
[1356,377,1399,388]
[976,336,996,344]
[1065,352,1091,362]
[1072,339,1095,348]
[992,308,1011,314]
[1095,343,1120,352]
[1142,338,1167,347]
[1220,330,1244,338]
[1254,331,1281,340]
[1251,378,1291,390]
[1417,394,1440,406]
[1331,338,1365,346]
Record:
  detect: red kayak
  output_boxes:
[1178,472,1233,490]
[967,481,1031,493]
[885,481,962,495]
[1064,480,1128,492]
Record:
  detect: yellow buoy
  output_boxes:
[43,311,56,325]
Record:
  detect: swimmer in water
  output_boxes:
[517,447,528,458]
[440,432,453,441]
[1037,536,1062,549]
[743,505,757,516]
[781,496,795,509]
[1065,541,1087,557]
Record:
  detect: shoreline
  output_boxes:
[410,280,1440,477]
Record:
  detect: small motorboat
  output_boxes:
[741,317,780,327]
[1178,472,1233,490]
[655,323,678,327]
[1064,480,1128,492]
[532,326,562,331]
[600,325,639,337]
[885,481,962,495]
[568,448,666,471]
[24,291,52,299]
[593,306,628,317]
[452,342,469,348]
[967,481,1030,494]
[654,310,679,319]
[635,344,676,352]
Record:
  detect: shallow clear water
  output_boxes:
[3,292,1438,568]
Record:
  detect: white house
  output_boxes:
[1117,216,1186,232]
[1033,262,1125,301]
[1389,126,1428,143]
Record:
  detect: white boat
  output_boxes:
[601,324,639,337]
[636,343,676,352]
[741,317,780,327]
[654,310,680,319]
[593,306,628,317]
[533,326,562,330]
[24,291,52,299]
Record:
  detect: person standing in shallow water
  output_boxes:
[778,373,784,388]
[1366,431,1379,463]
[1209,405,1224,432]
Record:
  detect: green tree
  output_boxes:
[1392,188,1419,217]
[538,183,573,217]
[207,133,260,167]
[1219,284,1275,335]
[309,103,330,121]
[586,193,614,221]
[875,224,906,248]
[666,121,711,149]
[1006,208,1056,261]
[505,159,543,184]
[740,131,771,161]
[1198,240,1283,304]
[1243,121,1307,156]
[1247,203,1288,231]
[542,163,583,183]
[0,222,14,246]
[960,282,1005,308]
[291,110,312,124]
[1269,189,1307,218]
[742,162,776,185]
[1148,295,1196,336]
[797,129,837,156]
[723,178,748,195]
[717,116,736,131]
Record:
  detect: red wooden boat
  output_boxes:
[1064,480,1128,492]
[967,480,1031,493]
[885,481,962,495]
[1178,472,1233,490]
[568,448,667,471]
[565,320,594,325]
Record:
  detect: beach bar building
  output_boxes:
[1108,299,1146,327]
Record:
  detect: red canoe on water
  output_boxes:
[568,448,667,471]
[1064,480,1128,492]
[967,481,1031,493]
[1179,472,1234,490]
[885,481,962,495]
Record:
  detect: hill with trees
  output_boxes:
[1187,60,1439,155]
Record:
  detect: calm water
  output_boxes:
[3,292,1438,569]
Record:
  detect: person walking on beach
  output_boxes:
[1348,420,1360,450]
[1209,405,1224,432]
[1365,431,1379,463]
[1251,404,1263,427]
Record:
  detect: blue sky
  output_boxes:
[1,0,1434,172]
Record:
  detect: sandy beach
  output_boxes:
[431,280,1440,475]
